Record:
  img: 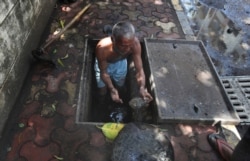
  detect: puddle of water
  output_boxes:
[180,0,250,76]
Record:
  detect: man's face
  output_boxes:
[113,37,135,55]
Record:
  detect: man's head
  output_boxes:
[112,21,135,41]
[111,22,136,55]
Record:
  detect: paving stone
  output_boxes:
[64,116,78,131]
[33,90,68,113]
[51,127,89,144]
[19,141,60,161]
[65,70,79,84]
[138,15,158,27]
[111,0,122,4]
[141,7,156,17]
[160,17,169,23]
[192,125,216,134]
[90,132,106,147]
[155,5,166,13]
[172,124,219,160]
[19,101,41,121]
[152,11,169,19]
[107,4,123,11]
[138,0,154,7]
[136,30,148,40]
[171,135,195,161]
[76,143,112,161]
[172,26,179,33]
[88,27,104,38]
[31,64,53,82]
[155,21,176,34]
[28,114,61,146]
[56,102,76,117]
[156,31,181,39]
[85,19,98,29]
[42,72,68,93]
[135,2,143,10]
[107,12,129,22]
[89,3,99,10]
[165,7,174,13]
[176,124,194,136]
[96,9,112,19]
[122,2,132,7]
[194,148,221,161]
[81,12,97,22]
[140,26,162,38]
[132,19,145,28]
[13,158,27,161]
[6,127,35,161]
[127,0,136,2]
[123,2,141,11]
[96,2,108,10]
[106,12,123,21]
[154,0,164,5]
[165,1,172,8]
[51,128,89,160]
[168,15,176,23]
[197,132,213,152]
[122,10,142,21]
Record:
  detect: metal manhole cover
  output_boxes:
[221,76,250,124]
[144,38,240,124]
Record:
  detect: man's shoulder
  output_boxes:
[97,37,112,46]
[96,37,112,57]
[132,37,141,52]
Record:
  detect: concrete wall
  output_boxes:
[0,0,56,136]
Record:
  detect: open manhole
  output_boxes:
[76,38,240,125]
[76,38,156,124]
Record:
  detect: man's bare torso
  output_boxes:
[96,37,134,63]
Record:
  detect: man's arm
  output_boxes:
[98,60,115,91]
[96,49,123,103]
[99,61,123,103]
[95,40,115,91]
[132,38,153,102]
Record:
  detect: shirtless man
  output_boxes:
[94,21,153,104]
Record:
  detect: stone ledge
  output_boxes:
[0,0,57,138]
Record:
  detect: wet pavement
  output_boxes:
[0,0,246,161]
[181,0,250,76]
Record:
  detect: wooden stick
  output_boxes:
[43,3,91,49]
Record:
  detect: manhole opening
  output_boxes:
[76,38,156,124]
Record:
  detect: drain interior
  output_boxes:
[76,38,155,124]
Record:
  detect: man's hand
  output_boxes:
[139,87,153,103]
[110,88,123,103]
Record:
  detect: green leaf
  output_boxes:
[53,49,57,54]
[60,20,65,28]
[57,58,65,67]
[52,104,56,111]
[18,123,25,128]
[54,155,64,160]
[61,54,69,60]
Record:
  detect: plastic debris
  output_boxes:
[97,123,125,141]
